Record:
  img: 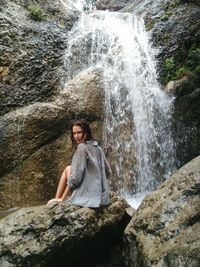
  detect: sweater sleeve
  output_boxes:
[67,143,87,190]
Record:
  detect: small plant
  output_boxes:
[163,44,200,84]
[28,5,46,21]
[164,57,175,71]
[163,57,176,83]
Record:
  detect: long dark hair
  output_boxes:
[71,119,93,143]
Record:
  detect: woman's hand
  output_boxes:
[47,198,63,206]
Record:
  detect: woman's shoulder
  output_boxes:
[76,140,100,153]
[77,142,87,150]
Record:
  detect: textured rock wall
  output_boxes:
[0,0,79,116]
[95,0,133,11]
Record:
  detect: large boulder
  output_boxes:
[165,74,200,97]
[0,193,130,267]
[124,155,200,267]
[0,68,105,211]
[58,68,105,118]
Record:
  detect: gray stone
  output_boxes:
[58,68,105,118]
[0,192,130,267]
[95,0,133,11]
[124,155,200,267]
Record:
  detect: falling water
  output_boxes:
[62,1,176,208]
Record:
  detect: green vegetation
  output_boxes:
[163,44,200,84]
[164,57,176,83]
[28,5,46,22]
[176,67,191,79]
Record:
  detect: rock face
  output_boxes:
[0,0,79,116]
[124,155,200,267]
[164,73,200,166]
[0,193,130,267]
[169,74,200,168]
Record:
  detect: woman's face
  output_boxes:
[72,125,86,144]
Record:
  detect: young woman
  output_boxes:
[47,119,111,208]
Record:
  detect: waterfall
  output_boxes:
[62,1,176,208]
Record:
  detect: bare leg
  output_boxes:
[55,165,71,198]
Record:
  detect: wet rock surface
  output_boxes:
[0,0,79,116]
[124,155,200,267]
[0,192,130,267]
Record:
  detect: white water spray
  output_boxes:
[63,4,176,208]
